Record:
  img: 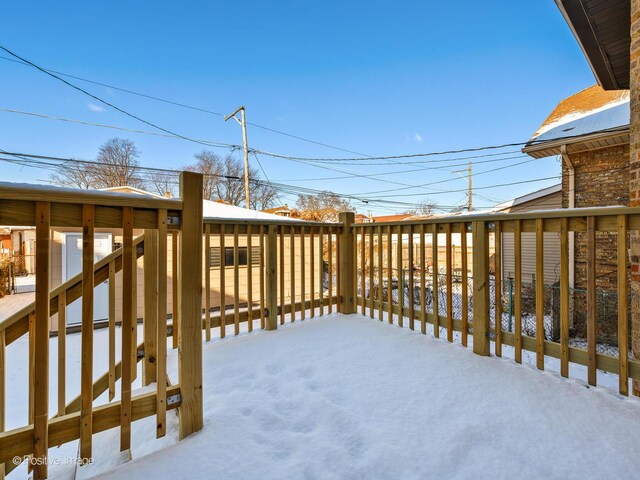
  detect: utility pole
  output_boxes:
[224,105,250,209]
[452,161,473,211]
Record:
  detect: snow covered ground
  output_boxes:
[93,314,639,479]
[5,313,640,479]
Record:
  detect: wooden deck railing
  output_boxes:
[0,172,203,479]
[352,207,640,396]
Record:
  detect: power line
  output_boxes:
[0,53,370,157]
[0,45,236,151]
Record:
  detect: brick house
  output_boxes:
[524,86,630,291]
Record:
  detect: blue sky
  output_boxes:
[1,1,597,214]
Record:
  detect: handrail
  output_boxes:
[0,182,183,210]
[0,235,144,345]
[353,205,640,227]
[203,217,340,228]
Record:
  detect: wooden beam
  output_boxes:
[80,204,94,462]
[515,219,523,364]
[204,224,211,341]
[617,215,629,396]
[472,221,490,356]
[219,227,226,338]
[178,171,204,440]
[407,225,414,329]
[494,222,502,356]
[586,216,597,386]
[420,224,426,333]
[33,201,50,479]
[432,224,439,338]
[338,213,355,314]
[57,292,67,415]
[265,225,278,331]
[172,231,179,348]
[535,218,544,370]
[445,223,453,342]
[461,223,469,347]
[260,227,266,328]
[157,209,168,437]
[560,218,570,378]
[120,206,134,451]
[143,229,159,385]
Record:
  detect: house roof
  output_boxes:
[370,214,413,223]
[261,205,292,214]
[523,85,629,158]
[555,0,630,90]
[495,184,562,211]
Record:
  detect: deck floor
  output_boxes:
[85,313,640,480]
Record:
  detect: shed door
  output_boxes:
[64,233,112,325]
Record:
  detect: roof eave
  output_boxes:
[555,0,623,90]
[522,128,630,158]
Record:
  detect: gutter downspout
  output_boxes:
[561,145,575,291]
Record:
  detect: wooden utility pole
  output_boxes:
[452,161,473,211]
[224,105,251,208]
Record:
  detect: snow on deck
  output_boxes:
[93,314,640,480]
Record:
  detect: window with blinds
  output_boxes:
[209,246,260,267]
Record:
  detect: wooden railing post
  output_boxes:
[178,171,203,440]
[472,221,490,356]
[338,212,356,314]
[33,201,50,479]
[265,225,278,330]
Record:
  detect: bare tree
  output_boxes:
[403,200,437,217]
[50,138,144,190]
[187,151,278,209]
[90,138,144,188]
[147,171,178,198]
[296,191,353,222]
[50,161,94,189]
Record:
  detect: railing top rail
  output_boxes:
[352,205,640,227]
[203,217,341,228]
[0,182,183,210]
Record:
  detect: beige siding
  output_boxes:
[501,191,562,284]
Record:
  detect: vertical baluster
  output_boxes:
[266,226,278,331]
[58,292,67,414]
[396,225,403,327]
[279,226,285,324]
[461,223,469,347]
[387,226,392,324]
[219,226,226,338]
[328,228,333,314]
[336,227,341,313]
[131,236,138,381]
[300,226,305,320]
[248,226,253,331]
[156,209,168,437]
[420,224,426,334]
[408,225,414,329]
[494,221,502,356]
[234,224,240,335]
[376,226,380,318]
[290,225,296,322]
[143,229,158,385]
[432,224,440,338]
[205,224,211,341]
[120,206,133,451]
[310,229,315,318]
[617,215,629,395]
[108,260,116,400]
[587,216,597,386]
[172,231,179,349]
[536,218,545,370]
[445,223,453,342]
[80,204,94,462]
[361,227,366,314]
[319,227,324,316]
[515,219,523,364]
[378,226,383,321]
[260,227,266,329]
[560,218,570,378]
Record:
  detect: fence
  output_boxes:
[353,210,640,397]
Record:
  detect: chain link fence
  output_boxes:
[356,268,633,358]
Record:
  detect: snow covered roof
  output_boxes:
[202,200,303,222]
[495,184,562,211]
[524,85,629,158]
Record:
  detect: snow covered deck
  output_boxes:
[76,313,640,479]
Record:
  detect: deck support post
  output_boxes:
[265,225,278,330]
[338,212,356,314]
[177,172,203,440]
[472,221,490,356]
[143,229,159,385]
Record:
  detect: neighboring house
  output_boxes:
[262,205,299,218]
[496,184,562,285]
[371,214,413,223]
[354,214,373,223]
[9,186,317,332]
[523,85,629,291]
